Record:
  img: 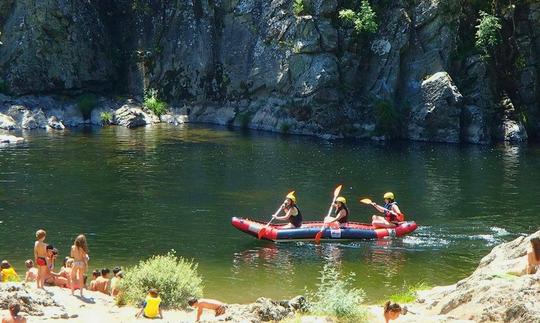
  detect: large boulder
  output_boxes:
[408,72,463,143]
[417,230,540,323]
[0,112,17,130]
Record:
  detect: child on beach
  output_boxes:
[70,234,89,297]
[94,268,111,295]
[1,302,27,323]
[383,301,402,323]
[89,270,100,291]
[110,267,123,297]
[135,288,163,319]
[188,298,226,322]
[24,260,38,283]
[1,261,20,282]
[34,229,48,289]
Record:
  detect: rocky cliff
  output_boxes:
[0,0,538,143]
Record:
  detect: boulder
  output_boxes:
[0,134,24,145]
[0,112,17,130]
[461,105,490,144]
[417,230,540,323]
[408,72,463,143]
[113,104,155,128]
[47,116,65,130]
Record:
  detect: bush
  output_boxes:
[293,0,305,16]
[339,0,378,34]
[117,251,203,309]
[306,264,367,323]
[475,11,502,55]
[388,281,431,304]
[100,111,113,125]
[77,94,98,120]
[144,88,168,117]
[374,99,400,137]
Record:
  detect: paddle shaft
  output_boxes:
[315,185,343,242]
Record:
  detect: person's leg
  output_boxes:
[70,267,77,295]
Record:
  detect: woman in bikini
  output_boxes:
[70,234,89,297]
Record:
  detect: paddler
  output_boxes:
[323,196,349,227]
[370,192,405,228]
[272,192,303,228]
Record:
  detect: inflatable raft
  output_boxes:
[231,217,418,242]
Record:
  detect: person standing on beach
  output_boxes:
[70,234,89,297]
[33,229,48,289]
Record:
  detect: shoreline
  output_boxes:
[2,230,539,322]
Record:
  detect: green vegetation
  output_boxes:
[144,88,168,117]
[76,94,98,120]
[374,99,400,138]
[339,0,378,34]
[100,111,113,125]
[306,264,368,323]
[388,281,431,304]
[293,0,305,16]
[475,11,502,56]
[117,251,203,309]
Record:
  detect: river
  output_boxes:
[1,124,539,303]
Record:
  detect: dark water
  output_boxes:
[1,125,539,303]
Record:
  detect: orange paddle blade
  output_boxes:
[315,230,323,243]
[360,198,372,205]
[257,227,266,240]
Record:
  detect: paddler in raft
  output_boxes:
[370,192,405,228]
[323,196,349,227]
[272,192,303,228]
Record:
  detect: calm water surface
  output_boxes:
[1,125,539,303]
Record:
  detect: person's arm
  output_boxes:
[391,204,404,221]
[104,280,110,295]
[274,208,292,221]
[34,243,38,262]
[159,305,163,319]
[196,306,203,322]
[135,303,145,318]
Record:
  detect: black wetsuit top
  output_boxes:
[288,205,303,228]
[335,205,349,224]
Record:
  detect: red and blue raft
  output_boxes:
[231,217,418,242]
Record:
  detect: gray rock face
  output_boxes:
[417,230,540,323]
[0,112,17,130]
[0,0,538,143]
[408,72,463,143]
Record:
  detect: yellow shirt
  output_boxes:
[143,295,161,318]
[1,267,19,282]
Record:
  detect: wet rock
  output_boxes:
[113,104,155,128]
[0,134,24,144]
[0,112,17,129]
[48,116,66,130]
[461,105,490,144]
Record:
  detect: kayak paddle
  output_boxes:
[315,185,342,243]
[258,191,294,240]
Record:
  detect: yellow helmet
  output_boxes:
[384,192,395,200]
[335,196,346,204]
[286,192,296,204]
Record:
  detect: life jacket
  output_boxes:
[143,295,161,318]
[384,202,404,223]
[286,205,303,228]
[335,205,349,224]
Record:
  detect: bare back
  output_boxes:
[34,241,47,258]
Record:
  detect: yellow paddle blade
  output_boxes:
[360,198,372,204]
[333,185,343,198]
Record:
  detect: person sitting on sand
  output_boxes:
[136,288,163,319]
[273,192,303,228]
[94,268,111,295]
[371,192,405,228]
[110,268,123,297]
[1,261,20,282]
[527,237,540,274]
[34,229,48,289]
[1,302,27,323]
[24,260,38,283]
[188,298,226,322]
[70,234,89,297]
[89,269,100,291]
[44,247,68,287]
[324,196,349,227]
[383,301,402,323]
